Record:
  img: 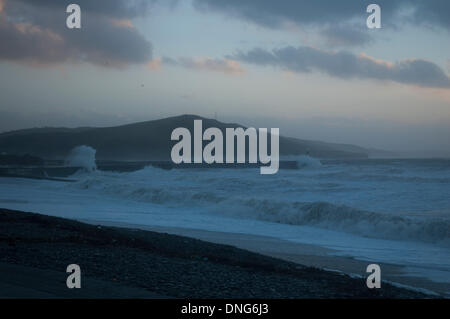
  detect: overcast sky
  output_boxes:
[1,0,450,155]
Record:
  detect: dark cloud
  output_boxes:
[232,46,450,88]
[194,0,450,28]
[0,0,154,67]
[16,0,153,19]
[193,0,368,28]
[193,0,450,47]
[412,0,450,29]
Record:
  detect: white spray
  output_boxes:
[65,145,97,172]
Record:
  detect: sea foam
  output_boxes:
[68,165,450,246]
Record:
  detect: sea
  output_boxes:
[1,156,449,292]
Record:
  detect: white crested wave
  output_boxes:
[231,200,450,246]
[67,165,450,246]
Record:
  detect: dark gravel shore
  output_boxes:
[0,209,430,298]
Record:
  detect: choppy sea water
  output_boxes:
[1,157,449,288]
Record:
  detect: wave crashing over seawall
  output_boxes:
[65,145,97,172]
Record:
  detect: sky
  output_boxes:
[0,0,450,156]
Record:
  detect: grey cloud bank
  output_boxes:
[193,0,450,30]
[17,0,154,19]
[232,46,450,88]
[0,0,154,67]
[193,0,450,47]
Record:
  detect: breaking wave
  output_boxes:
[231,200,450,246]
[68,166,450,246]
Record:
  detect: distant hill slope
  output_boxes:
[0,115,368,160]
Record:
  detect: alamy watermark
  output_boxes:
[66,264,81,289]
[367,4,381,29]
[366,264,381,289]
[66,4,81,29]
[171,120,280,175]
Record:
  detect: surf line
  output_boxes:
[171,120,279,174]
